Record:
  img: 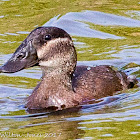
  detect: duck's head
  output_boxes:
[0,27,77,75]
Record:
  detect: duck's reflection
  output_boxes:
[22,107,84,140]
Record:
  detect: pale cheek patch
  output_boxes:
[39,57,62,67]
[37,43,49,59]
[37,38,73,59]
[39,53,71,67]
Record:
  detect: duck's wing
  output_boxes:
[72,65,137,100]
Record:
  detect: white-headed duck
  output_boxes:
[0,27,137,110]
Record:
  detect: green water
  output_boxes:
[0,0,140,139]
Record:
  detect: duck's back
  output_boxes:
[72,65,133,101]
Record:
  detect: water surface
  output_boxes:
[0,0,140,139]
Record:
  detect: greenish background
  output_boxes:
[0,0,140,139]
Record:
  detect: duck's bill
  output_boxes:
[0,40,38,73]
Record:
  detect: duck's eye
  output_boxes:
[45,35,51,41]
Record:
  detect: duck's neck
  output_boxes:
[41,69,73,91]
[27,69,80,109]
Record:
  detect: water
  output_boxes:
[0,0,140,139]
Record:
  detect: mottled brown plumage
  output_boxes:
[0,27,137,111]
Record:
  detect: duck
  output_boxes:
[0,27,137,111]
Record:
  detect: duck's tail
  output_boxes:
[127,75,138,88]
[116,71,138,89]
